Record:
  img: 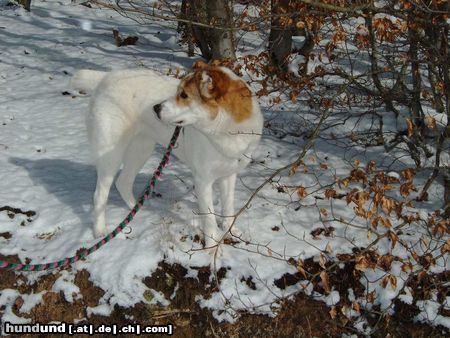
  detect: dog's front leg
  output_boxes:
[218,173,236,229]
[194,178,221,248]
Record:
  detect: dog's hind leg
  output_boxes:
[94,149,124,237]
[115,134,156,209]
[92,141,129,238]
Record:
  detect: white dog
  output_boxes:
[72,61,263,247]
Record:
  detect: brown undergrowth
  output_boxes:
[0,258,445,338]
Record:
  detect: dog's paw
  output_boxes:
[204,233,227,261]
[94,226,108,238]
[125,199,137,210]
[226,227,243,240]
[220,217,235,230]
[209,247,223,265]
[204,235,219,249]
[203,226,223,246]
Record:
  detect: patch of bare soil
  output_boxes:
[0,260,446,337]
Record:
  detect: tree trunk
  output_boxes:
[179,0,209,57]
[444,170,450,218]
[179,0,235,61]
[268,0,292,72]
[293,26,314,76]
[18,0,31,11]
[441,25,450,218]
[408,19,425,139]
[205,0,236,60]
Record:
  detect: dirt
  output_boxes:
[0,206,36,219]
[1,257,447,338]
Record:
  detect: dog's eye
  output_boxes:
[180,91,188,99]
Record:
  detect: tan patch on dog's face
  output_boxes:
[177,64,252,123]
[175,75,195,107]
[175,73,219,119]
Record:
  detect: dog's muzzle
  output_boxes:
[153,104,162,119]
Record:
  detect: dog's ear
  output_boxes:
[198,69,230,100]
[198,70,214,98]
[193,60,209,70]
[210,59,222,67]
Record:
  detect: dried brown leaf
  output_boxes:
[320,270,331,294]
[367,290,376,303]
[325,189,336,199]
[296,186,307,199]
[425,116,436,129]
[319,254,327,269]
[381,275,389,288]
[320,208,328,217]
[390,275,397,289]
[406,118,413,137]
[378,255,395,271]
[297,260,307,279]
[329,306,337,319]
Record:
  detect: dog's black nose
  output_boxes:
[153,104,162,119]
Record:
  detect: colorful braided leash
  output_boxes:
[0,126,182,271]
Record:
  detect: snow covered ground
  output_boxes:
[0,1,448,334]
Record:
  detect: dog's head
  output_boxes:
[153,61,253,129]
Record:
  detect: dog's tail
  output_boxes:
[71,70,107,93]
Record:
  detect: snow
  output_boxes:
[398,286,413,305]
[52,270,80,303]
[0,289,31,324]
[416,298,450,329]
[18,292,44,313]
[325,291,340,306]
[0,0,448,330]
[86,304,112,317]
